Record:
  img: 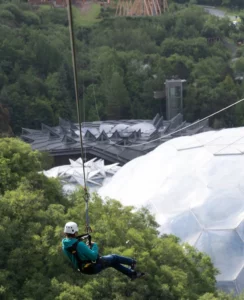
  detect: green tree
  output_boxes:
[0,104,13,137]
[105,71,130,119]
[0,138,43,194]
[234,57,244,74]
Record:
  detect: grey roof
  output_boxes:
[20,114,211,165]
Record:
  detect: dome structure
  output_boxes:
[99,127,244,294]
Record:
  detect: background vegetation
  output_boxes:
[1,1,244,134]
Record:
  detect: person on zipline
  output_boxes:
[62,221,145,280]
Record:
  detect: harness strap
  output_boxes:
[66,240,98,271]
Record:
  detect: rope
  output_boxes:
[82,80,87,161]
[67,0,91,234]
[118,97,244,148]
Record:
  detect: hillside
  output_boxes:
[1,1,244,134]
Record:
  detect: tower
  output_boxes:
[165,79,186,120]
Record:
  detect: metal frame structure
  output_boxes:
[21,114,210,166]
[116,0,168,16]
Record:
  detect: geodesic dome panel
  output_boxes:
[162,210,202,245]
[195,155,244,189]
[217,281,237,295]
[191,188,244,229]
[237,220,244,242]
[99,127,244,294]
[236,267,244,294]
[145,175,204,217]
[195,230,244,281]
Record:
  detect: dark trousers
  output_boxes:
[81,254,135,278]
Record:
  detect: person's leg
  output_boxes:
[102,254,136,266]
[81,256,145,279]
[111,263,135,278]
[100,254,136,278]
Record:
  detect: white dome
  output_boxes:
[99,127,244,294]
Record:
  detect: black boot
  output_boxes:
[131,271,145,281]
[131,260,137,270]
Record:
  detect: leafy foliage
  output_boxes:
[199,292,244,299]
[0,138,43,194]
[1,2,244,133]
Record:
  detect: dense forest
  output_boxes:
[1,1,244,134]
[1,137,244,299]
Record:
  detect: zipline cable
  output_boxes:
[118,97,244,148]
[67,0,91,234]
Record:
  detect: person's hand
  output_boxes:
[86,241,95,248]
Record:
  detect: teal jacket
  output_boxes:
[62,238,99,269]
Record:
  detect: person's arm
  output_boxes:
[77,241,99,261]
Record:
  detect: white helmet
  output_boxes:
[64,221,78,234]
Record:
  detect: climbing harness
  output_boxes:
[66,233,100,274]
[67,0,92,235]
